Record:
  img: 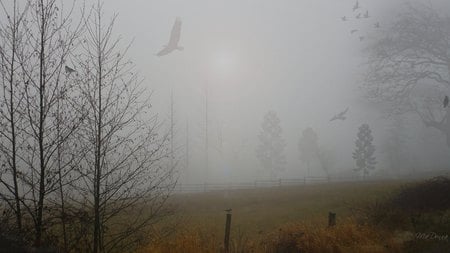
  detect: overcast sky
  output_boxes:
[90,0,450,183]
[3,0,448,182]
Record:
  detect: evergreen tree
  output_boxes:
[256,111,286,179]
[353,124,377,179]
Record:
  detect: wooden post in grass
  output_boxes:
[224,210,232,253]
[328,212,336,227]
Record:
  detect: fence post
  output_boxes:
[224,210,232,253]
[328,212,336,227]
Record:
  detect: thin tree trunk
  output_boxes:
[7,0,22,232]
[56,99,68,252]
[94,3,103,251]
[36,0,47,245]
[307,161,310,177]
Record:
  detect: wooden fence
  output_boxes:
[174,170,450,194]
[174,176,367,193]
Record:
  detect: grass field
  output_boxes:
[168,180,404,235]
[139,179,445,252]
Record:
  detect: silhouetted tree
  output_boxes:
[381,116,408,173]
[298,127,319,176]
[317,147,335,180]
[0,0,84,246]
[18,0,84,246]
[0,0,27,234]
[72,2,174,252]
[365,3,450,147]
[256,111,286,179]
[353,124,377,179]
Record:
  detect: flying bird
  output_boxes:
[330,107,349,121]
[65,66,76,74]
[157,17,183,57]
[363,10,370,18]
[444,95,449,108]
[350,29,358,34]
[353,1,360,11]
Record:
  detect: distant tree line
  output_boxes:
[256,111,377,180]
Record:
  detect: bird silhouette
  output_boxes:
[330,107,349,121]
[350,29,358,34]
[157,17,183,57]
[353,1,360,11]
[444,95,449,108]
[65,66,76,74]
[363,10,370,18]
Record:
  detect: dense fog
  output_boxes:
[94,0,450,184]
[3,0,450,185]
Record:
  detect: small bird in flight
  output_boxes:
[353,1,360,11]
[444,95,449,108]
[330,107,349,121]
[363,10,370,18]
[157,17,183,57]
[65,66,76,74]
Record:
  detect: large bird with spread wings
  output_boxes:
[157,17,183,57]
[330,107,349,121]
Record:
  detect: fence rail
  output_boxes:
[174,170,450,194]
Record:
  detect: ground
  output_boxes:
[140,179,450,252]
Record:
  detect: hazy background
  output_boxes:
[96,0,450,184]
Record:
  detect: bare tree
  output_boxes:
[256,111,286,180]
[298,127,319,176]
[14,0,84,245]
[72,2,174,252]
[365,3,450,147]
[380,116,409,173]
[0,0,28,234]
[317,147,335,180]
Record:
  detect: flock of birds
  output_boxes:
[152,13,448,124]
[341,0,380,42]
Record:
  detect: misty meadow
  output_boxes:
[0,0,449,252]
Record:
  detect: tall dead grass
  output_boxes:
[139,219,402,253]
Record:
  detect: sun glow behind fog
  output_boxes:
[210,49,240,80]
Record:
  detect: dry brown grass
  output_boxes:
[137,179,449,253]
[139,219,402,253]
